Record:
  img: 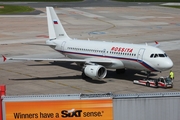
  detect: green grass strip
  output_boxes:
[0,5,34,14]
[161,5,180,9]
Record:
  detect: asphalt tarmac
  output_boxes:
[0,0,163,8]
[0,1,180,95]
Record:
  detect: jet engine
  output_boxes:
[83,65,107,80]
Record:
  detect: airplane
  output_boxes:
[3,7,173,80]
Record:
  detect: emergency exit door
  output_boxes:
[61,41,66,50]
[137,48,145,63]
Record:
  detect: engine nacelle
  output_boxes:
[84,65,107,80]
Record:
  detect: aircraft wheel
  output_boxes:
[146,82,150,87]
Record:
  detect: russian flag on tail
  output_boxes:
[53,20,58,24]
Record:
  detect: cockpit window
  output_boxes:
[150,53,168,58]
[150,54,154,58]
[154,54,158,58]
[159,54,165,57]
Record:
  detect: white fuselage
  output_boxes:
[48,38,173,72]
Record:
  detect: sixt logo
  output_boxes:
[61,109,82,118]
[61,109,104,118]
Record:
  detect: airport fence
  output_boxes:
[1,88,180,120]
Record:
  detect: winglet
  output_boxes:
[154,41,160,47]
[155,41,158,44]
[2,55,7,62]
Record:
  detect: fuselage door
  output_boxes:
[102,49,106,56]
[137,48,145,62]
[61,41,66,51]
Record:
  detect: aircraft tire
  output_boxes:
[146,82,150,87]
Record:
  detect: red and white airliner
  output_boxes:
[3,7,173,80]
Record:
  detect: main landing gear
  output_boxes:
[146,71,151,79]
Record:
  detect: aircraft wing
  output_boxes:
[2,55,112,64]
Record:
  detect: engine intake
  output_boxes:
[84,65,107,80]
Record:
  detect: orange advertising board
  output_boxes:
[4,99,113,120]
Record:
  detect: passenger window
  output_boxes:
[150,54,154,58]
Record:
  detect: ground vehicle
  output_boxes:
[133,77,173,88]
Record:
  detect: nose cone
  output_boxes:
[158,58,173,71]
[165,59,173,70]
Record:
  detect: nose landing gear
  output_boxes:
[146,71,151,79]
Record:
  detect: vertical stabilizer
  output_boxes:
[46,7,70,40]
